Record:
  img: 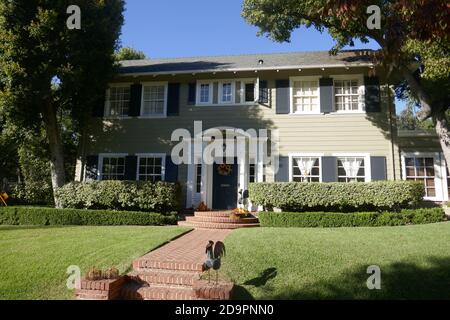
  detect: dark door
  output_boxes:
[213,161,238,210]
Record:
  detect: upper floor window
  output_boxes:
[292,80,319,113]
[199,83,211,104]
[100,156,125,180]
[334,79,363,112]
[137,154,165,182]
[106,86,130,117]
[337,156,366,182]
[142,83,166,117]
[245,83,255,102]
[291,156,321,182]
[220,82,234,104]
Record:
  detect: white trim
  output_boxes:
[98,153,128,181]
[135,153,166,181]
[289,76,321,115]
[288,153,324,182]
[139,81,168,118]
[401,151,445,201]
[195,78,258,106]
[332,153,372,182]
[330,74,365,113]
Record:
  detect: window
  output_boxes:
[405,157,436,197]
[292,80,319,113]
[245,83,255,102]
[142,83,166,117]
[291,157,320,182]
[100,156,125,180]
[196,164,202,193]
[199,83,211,104]
[138,155,164,182]
[249,164,256,183]
[220,82,233,103]
[337,157,366,182]
[334,80,360,111]
[106,86,130,117]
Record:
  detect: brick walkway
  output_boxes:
[121,229,234,300]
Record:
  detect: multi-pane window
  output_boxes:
[337,157,366,182]
[196,164,202,193]
[292,80,319,113]
[138,156,164,182]
[245,83,255,102]
[100,157,125,180]
[291,157,320,182]
[221,82,233,103]
[249,164,256,183]
[405,157,436,197]
[334,80,360,111]
[107,86,130,117]
[142,84,165,116]
[199,84,210,103]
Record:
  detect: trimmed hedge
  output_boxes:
[258,208,445,228]
[0,206,178,226]
[55,181,181,213]
[249,181,425,212]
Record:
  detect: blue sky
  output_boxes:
[120,0,405,112]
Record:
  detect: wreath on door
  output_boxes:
[217,164,233,176]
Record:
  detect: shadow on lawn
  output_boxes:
[233,257,450,300]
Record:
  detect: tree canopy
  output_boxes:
[115,46,147,61]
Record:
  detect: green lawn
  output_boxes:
[222,222,450,300]
[0,225,190,300]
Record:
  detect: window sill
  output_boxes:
[137,115,167,119]
[103,116,132,120]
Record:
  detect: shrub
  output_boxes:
[11,182,54,206]
[249,181,425,212]
[0,206,178,226]
[55,181,181,213]
[258,208,445,228]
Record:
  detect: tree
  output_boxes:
[0,0,124,207]
[115,46,147,61]
[241,0,450,165]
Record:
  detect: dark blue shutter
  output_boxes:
[365,76,381,112]
[259,80,269,104]
[167,83,180,116]
[320,78,334,113]
[188,83,196,105]
[124,156,138,181]
[322,156,338,182]
[165,156,178,182]
[275,156,289,182]
[128,84,142,117]
[275,80,290,114]
[370,156,387,181]
[85,155,99,181]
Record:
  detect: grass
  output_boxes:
[222,222,450,300]
[0,225,190,300]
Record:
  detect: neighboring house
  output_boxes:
[74,50,449,210]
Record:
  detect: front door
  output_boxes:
[213,161,238,210]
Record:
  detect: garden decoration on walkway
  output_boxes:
[0,192,8,206]
[204,240,226,284]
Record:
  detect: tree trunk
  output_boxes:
[435,110,450,173]
[43,101,66,208]
[401,67,433,121]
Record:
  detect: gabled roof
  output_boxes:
[119,50,376,75]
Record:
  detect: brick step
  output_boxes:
[178,220,260,229]
[133,257,204,272]
[194,211,234,218]
[121,282,199,300]
[128,270,201,287]
[187,215,259,224]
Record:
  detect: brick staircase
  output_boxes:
[178,211,260,229]
[119,229,233,300]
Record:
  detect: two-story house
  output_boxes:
[74,50,449,210]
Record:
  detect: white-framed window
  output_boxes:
[332,75,365,112]
[289,154,322,182]
[105,85,130,117]
[136,154,166,182]
[197,81,213,105]
[219,81,235,104]
[99,154,127,180]
[290,77,320,114]
[244,81,256,103]
[141,82,167,117]
[336,156,368,182]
